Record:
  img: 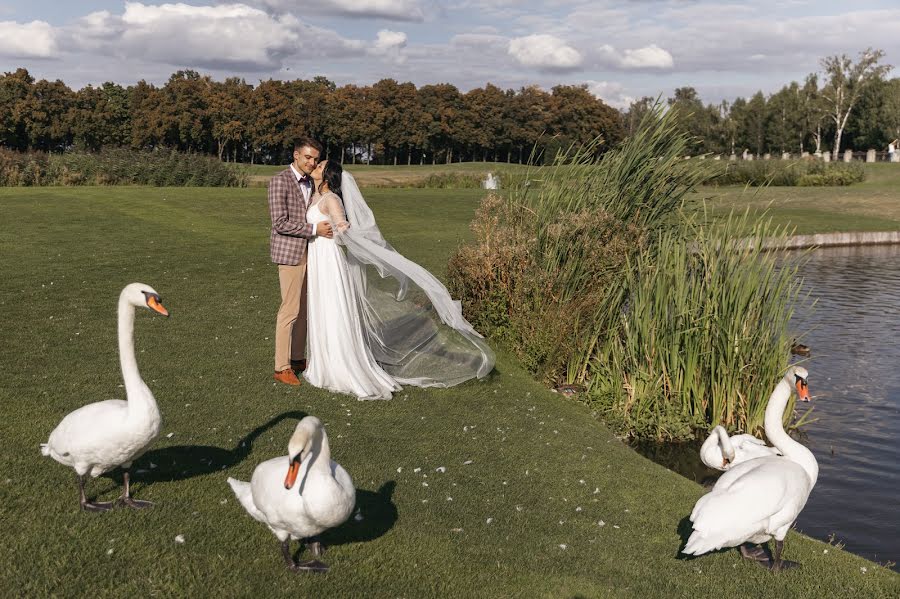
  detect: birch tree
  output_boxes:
[820,48,892,160]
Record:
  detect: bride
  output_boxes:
[302,160,494,399]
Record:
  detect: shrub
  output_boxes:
[449,107,806,441]
[0,147,248,187]
[399,171,532,190]
[713,159,865,187]
[412,172,484,188]
[449,106,712,386]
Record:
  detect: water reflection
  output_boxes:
[791,244,900,569]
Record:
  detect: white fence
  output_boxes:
[697,150,899,163]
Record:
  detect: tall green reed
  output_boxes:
[586,209,807,440]
[450,104,808,440]
[509,106,713,304]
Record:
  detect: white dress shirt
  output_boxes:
[290,163,316,236]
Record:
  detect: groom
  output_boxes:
[269,137,333,385]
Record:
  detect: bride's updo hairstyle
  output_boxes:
[321,160,343,199]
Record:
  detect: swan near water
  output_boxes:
[699,426,781,471]
[41,283,169,511]
[37,284,828,577]
[684,366,816,571]
[228,416,355,573]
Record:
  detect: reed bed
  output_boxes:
[586,211,808,440]
[449,107,808,440]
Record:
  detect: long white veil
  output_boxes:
[334,171,495,387]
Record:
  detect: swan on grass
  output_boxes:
[699,426,780,471]
[228,416,355,573]
[683,366,815,571]
[41,283,169,511]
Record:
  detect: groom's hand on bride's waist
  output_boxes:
[316,222,334,238]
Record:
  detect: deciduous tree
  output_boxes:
[820,48,893,160]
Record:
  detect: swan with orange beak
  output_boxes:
[228,416,355,573]
[684,366,816,571]
[41,283,169,511]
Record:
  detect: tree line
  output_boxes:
[0,68,622,165]
[627,48,898,160]
[2,48,895,165]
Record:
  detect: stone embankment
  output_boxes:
[763,231,900,250]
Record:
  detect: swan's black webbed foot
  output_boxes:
[764,539,799,572]
[77,474,114,512]
[81,500,115,512]
[117,497,154,509]
[767,559,800,572]
[739,543,770,561]
[293,559,329,573]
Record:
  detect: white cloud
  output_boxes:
[508,34,582,71]
[585,80,635,110]
[3,0,899,107]
[370,29,408,63]
[242,0,425,22]
[374,29,407,52]
[591,43,674,71]
[567,3,900,75]
[0,20,59,59]
[621,44,674,69]
[65,2,364,71]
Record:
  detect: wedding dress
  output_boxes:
[303,173,494,400]
[304,192,401,399]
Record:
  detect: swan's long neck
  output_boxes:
[764,379,818,485]
[297,428,334,493]
[118,295,157,417]
[310,429,332,473]
[715,426,735,461]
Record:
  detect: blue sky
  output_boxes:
[1,1,898,108]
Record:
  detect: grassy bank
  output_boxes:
[698,163,900,234]
[0,186,896,597]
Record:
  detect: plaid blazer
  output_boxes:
[268,168,314,265]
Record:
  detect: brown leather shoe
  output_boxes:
[290,359,307,373]
[274,369,302,386]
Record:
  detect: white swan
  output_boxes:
[683,366,815,571]
[699,425,780,471]
[228,416,355,573]
[41,283,169,511]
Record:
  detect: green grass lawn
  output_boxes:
[247,162,529,187]
[696,163,900,234]
[0,186,897,597]
[247,161,900,234]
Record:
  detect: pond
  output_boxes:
[793,244,900,569]
[633,244,900,570]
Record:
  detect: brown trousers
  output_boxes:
[274,260,307,372]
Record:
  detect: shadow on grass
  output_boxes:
[675,515,695,559]
[322,481,399,547]
[101,410,308,490]
[675,514,755,564]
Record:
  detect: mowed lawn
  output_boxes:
[247,162,527,188]
[697,163,900,234]
[0,186,897,597]
[249,160,900,234]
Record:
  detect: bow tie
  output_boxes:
[298,174,311,185]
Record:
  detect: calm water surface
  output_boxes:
[791,244,900,568]
[634,244,900,569]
